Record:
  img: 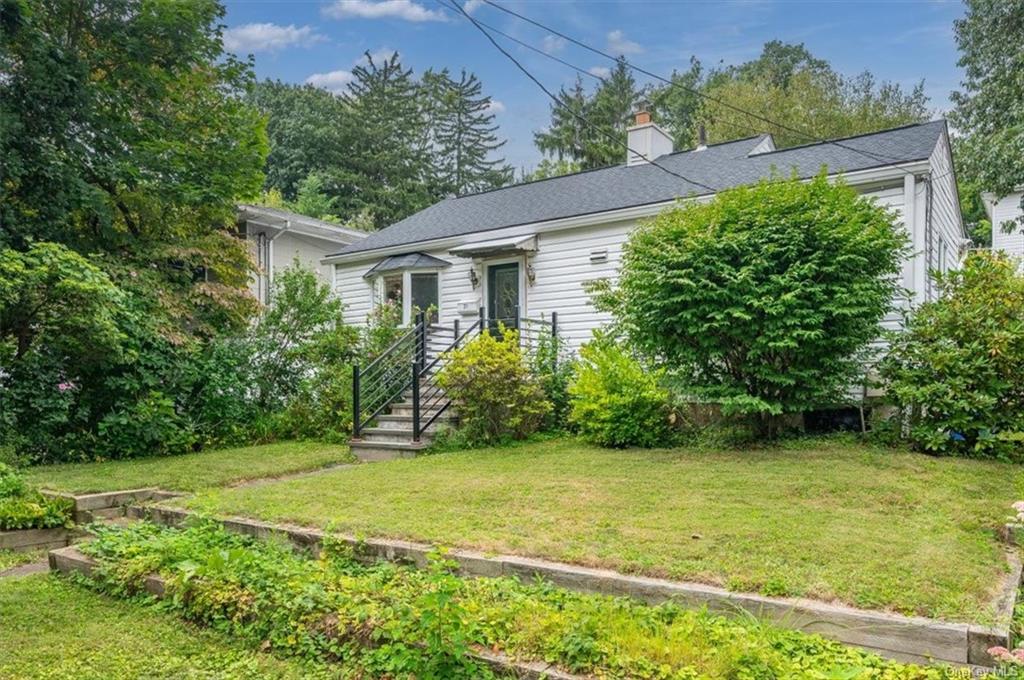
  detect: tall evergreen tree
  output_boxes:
[423,69,512,195]
[534,59,644,170]
[333,51,433,229]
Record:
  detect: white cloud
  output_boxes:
[588,66,611,79]
[463,0,485,14]
[305,69,356,94]
[485,100,506,114]
[606,29,642,55]
[542,34,567,54]
[223,23,324,53]
[323,0,447,22]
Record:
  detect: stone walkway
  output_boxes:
[226,462,357,490]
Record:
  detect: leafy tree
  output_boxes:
[248,80,355,200]
[0,0,266,336]
[700,49,929,148]
[422,69,512,195]
[596,175,907,436]
[649,58,705,148]
[291,172,340,222]
[521,158,581,182]
[950,0,1024,235]
[535,59,644,169]
[881,252,1024,461]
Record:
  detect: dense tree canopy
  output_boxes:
[950,0,1024,240]
[251,54,512,230]
[532,41,929,175]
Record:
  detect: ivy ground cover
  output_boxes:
[69,520,970,680]
[182,436,1024,622]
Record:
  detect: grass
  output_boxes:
[0,574,339,679]
[24,441,353,493]
[0,549,42,573]
[184,436,1024,622]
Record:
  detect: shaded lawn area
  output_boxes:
[25,441,353,494]
[0,575,338,679]
[184,436,1024,622]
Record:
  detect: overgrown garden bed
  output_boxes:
[56,520,973,679]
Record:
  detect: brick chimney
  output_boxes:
[626,107,673,166]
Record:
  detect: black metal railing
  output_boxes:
[352,315,426,438]
[408,307,559,442]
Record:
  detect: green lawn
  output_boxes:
[0,574,339,679]
[184,436,1024,622]
[0,549,42,573]
[25,441,353,494]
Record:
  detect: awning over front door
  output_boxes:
[362,252,451,279]
[448,234,537,258]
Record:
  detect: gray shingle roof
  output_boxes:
[332,120,946,257]
[362,252,451,278]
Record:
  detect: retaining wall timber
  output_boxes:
[131,503,1018,667]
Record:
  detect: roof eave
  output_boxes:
[321,160,930,265]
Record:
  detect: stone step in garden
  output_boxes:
[373,414,456,432]
[358,427,434,444]
[349,439,429,462]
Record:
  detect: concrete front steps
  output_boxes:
[350,408,456,462]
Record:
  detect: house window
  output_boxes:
[383,274,403,305]
[411,273,439,318]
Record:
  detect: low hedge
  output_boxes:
[75,521,969,680]
[0,463,73,531]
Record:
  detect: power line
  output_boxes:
[435,0,717,192]
[478,0,933,177]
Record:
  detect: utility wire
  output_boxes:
[478,0,935,177]
[436,0,718,193]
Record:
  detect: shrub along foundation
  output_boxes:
[127,501,1020,668]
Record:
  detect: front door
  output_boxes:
[487,262,520,331]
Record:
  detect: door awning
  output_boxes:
[362,252,451,279]
[449,235,537,258]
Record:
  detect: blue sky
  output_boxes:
[222,0,966,172]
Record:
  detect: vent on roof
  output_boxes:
[747,134,776,156]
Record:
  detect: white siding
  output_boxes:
[927,133,966,298]
[991,192,1024,257]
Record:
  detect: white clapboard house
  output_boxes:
[983,190,1024,259]
[328,114,966,460]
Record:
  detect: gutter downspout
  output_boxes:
[263,219,290,304]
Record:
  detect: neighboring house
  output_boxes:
[983,190,1024,258]
[325,115,966,352]
[238,204,366,304]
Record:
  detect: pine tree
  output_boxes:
[534,59,644,170]
[424,69,512,195]
[333,51,433,229]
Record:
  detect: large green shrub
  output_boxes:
[880,252,1024,460]
[0,463,73,531]
[436,329,550,444]
[568,335,673,448]
[595,174,907,436]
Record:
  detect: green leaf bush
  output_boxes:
[880,252,1024,460]
[436,329,551,445]
[598,174,907,436]
[77,521,967,679]
[568,335,673,448]
[0,463,73,531]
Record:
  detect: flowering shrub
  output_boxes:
[989,646,1024,666]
